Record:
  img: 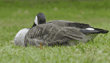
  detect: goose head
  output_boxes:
[32,13,46,28]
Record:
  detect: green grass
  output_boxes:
[0,0,110,63]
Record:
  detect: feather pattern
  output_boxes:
[24,23,86,47]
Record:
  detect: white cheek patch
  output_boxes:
[86,28,95,30]
[34,16,38,25]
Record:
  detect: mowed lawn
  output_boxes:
[0,0,110,63]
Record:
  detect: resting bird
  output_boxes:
[22,13,109,47]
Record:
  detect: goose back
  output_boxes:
[24,23,86,47]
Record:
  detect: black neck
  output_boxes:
[31,23,36,28]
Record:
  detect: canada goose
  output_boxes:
[23,14,109,47]
[14,13,109,47]
[14,13,46,46]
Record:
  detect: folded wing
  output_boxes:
[48,20,92,28]
[24,23,85,47]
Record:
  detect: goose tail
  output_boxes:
[94,28,109,33]
[80,28,109,34]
